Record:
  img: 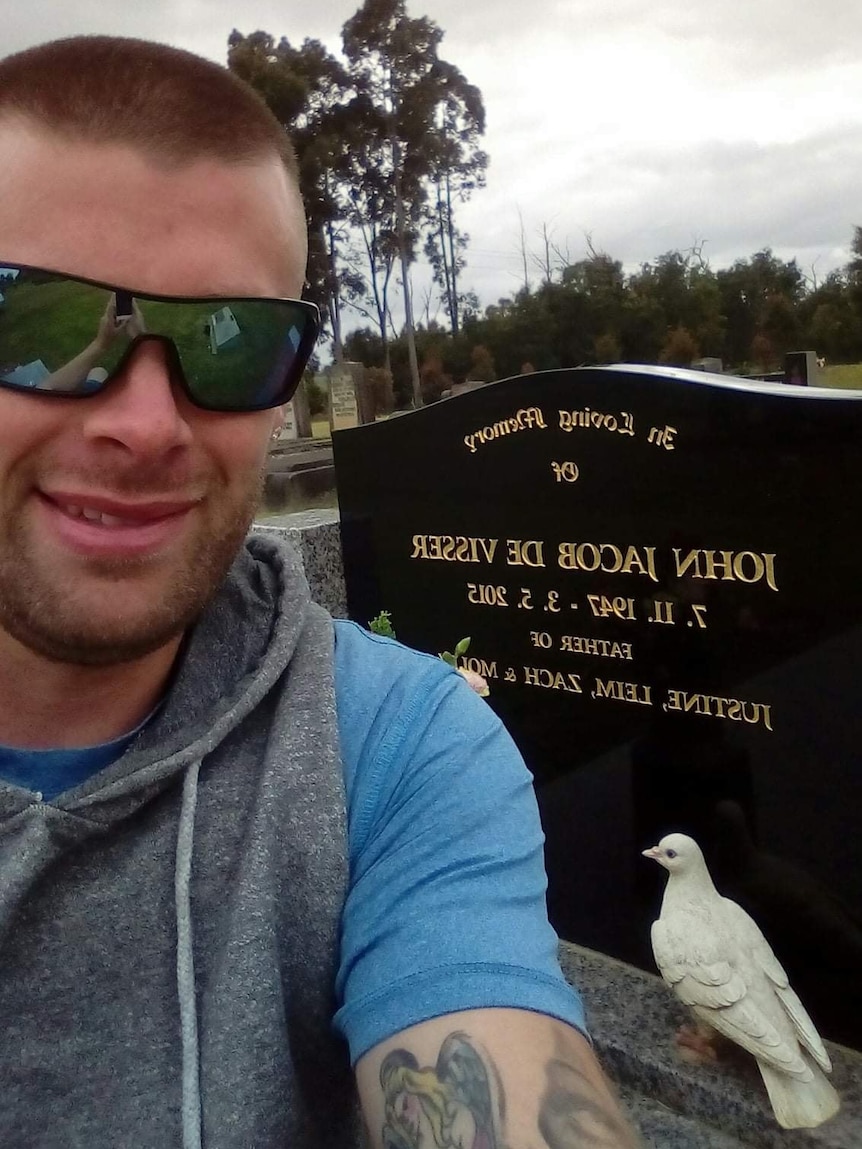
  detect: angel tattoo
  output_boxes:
[380,1033,500,1149]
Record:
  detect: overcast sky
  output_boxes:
[3,0,860,311]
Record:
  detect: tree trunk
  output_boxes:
[445,172,459,334]
[517,207,530,294]
[436,178,455,332]
[392,139,422,407]
[326,220,345,362]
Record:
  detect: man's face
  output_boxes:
[0,119,307,666]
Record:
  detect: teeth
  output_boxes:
[61,504,135,527]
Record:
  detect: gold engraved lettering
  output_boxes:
[516,406,547,430]
[672,548,779,592]
[690,603,708,629]
[576,544,601,572]
[592,678,653,706]
[559,409,636,437]
[463,407,546,454]
[459,657,498,680]
[477,539,499,564]
[648,424,677,451]
[598,545,623,574]
[560,636,634,661]
[557,542,659,583]
[529,631,553,649]
[523,667,583,693]
[467,583,509,607]
[662,689,773,731]
[620,546,655,579]
[551,462,580,483]
[649,599,676,625]
[411,535,499,564]
[558,543,577,571]
[506,539,546,567]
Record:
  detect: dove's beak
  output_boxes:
[642,846,662,861]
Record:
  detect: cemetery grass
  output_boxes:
[822,362,862,388]
[257,488,338,519]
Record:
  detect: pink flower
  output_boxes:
[458,667,490,697]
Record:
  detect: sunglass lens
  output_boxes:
[0,269,125,393]
[170,300,311,411]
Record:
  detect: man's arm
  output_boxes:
[41,300,145,392]
[356,1007,644,1148]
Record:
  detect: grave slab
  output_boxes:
[334,366,862,1055]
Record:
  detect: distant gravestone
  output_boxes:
[208,306,241,353]
[785,350,818,387]
[1,359,49,387]
[329,364,361,432]
[334,365,862,1052]
[278,399,299,442]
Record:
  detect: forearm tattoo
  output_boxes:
[378,1030,643,1148]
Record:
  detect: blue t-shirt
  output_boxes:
[0,619,585,1062]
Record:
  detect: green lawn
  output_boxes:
[822,363,862,389]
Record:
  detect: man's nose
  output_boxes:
[81,338,195,454]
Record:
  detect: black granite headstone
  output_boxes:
[333,366,862,1050]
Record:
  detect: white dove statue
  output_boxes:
[644,832,840,1129]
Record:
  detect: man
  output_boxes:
[0,35,642,1149]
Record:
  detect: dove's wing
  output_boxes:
[721,898,832,1073]
[651,918,746,1008]
[652,913,809,1078]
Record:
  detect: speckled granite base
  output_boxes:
[560,942,861,1148]
[250,512,861,1148]
[253,510,346,619]
[620,1086,753,1148]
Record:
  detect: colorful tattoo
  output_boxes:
[379,1030,643,1149]
[380,1033,499,1148]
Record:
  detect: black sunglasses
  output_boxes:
[0,262,320,413]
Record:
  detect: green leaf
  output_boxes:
[368,610,396,639]
[454,636,471,657]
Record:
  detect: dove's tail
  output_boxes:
[758,1058,840,1129]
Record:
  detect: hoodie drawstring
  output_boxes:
[175,760,203,1149]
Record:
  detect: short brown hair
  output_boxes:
[0,35,299,181]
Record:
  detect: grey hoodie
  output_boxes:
[0,536,357,1148]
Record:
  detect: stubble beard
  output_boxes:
[0,472,264,668]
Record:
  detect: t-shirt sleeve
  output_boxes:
[332,620,587,1064]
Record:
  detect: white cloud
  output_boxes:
[2,0,860,308]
